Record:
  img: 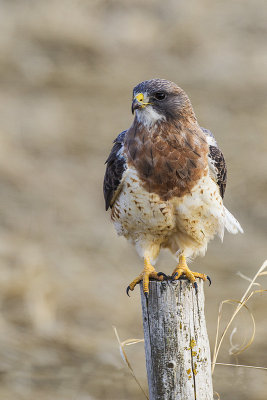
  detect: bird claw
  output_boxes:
[157,272,168,280]
[126,285,131,297]
[171,272,178,281]
[126,271,210,297]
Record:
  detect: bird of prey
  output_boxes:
[103,79,243,297]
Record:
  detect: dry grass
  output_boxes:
[113,327,148,399]
[212,260,267,373]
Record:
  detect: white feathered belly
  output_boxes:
[172,174,225,258]
[111,168,240,260]
[111,168,176,241]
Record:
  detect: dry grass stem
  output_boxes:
[113,326,148,400]
[236,271,261,287]
[213,362,267,371]
[212,260,267,374]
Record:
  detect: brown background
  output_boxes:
[0,0,266,399]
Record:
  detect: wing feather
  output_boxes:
[201,127,227,198]
[103,131,127,210]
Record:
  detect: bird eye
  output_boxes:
[154,92,166,101]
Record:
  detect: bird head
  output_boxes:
[131,79,195,127]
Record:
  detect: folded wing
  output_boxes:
[103,130,127,210]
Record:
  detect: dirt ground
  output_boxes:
[0,1,266,399]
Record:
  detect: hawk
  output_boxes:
[103,79,243,297]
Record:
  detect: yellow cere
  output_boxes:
[135,93,151,107]
[135,93,144,102]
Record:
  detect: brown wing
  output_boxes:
[208,145,227,198]
[103,131,127,210]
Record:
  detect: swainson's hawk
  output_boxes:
[103,79,243,297]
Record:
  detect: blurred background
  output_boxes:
[0,0,266,399]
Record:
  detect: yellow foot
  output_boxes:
[126,257,167,298]
[171,254,211,293]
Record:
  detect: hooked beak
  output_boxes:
[132,98,142,114]
[131,98,141,114]
[131,93,150,114]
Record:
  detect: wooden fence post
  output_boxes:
[140,278,213,400]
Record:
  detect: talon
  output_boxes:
[171,254,208,292]
[207,275,211,286]
[145,292,148,300]
[157,272,168,280]
[127,256,164,297]
[171,272,178,281]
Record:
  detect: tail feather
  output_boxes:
[224,207,244,234]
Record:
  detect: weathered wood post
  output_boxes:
[140,278,213,400]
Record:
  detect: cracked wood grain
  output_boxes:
[140,279,213,400]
